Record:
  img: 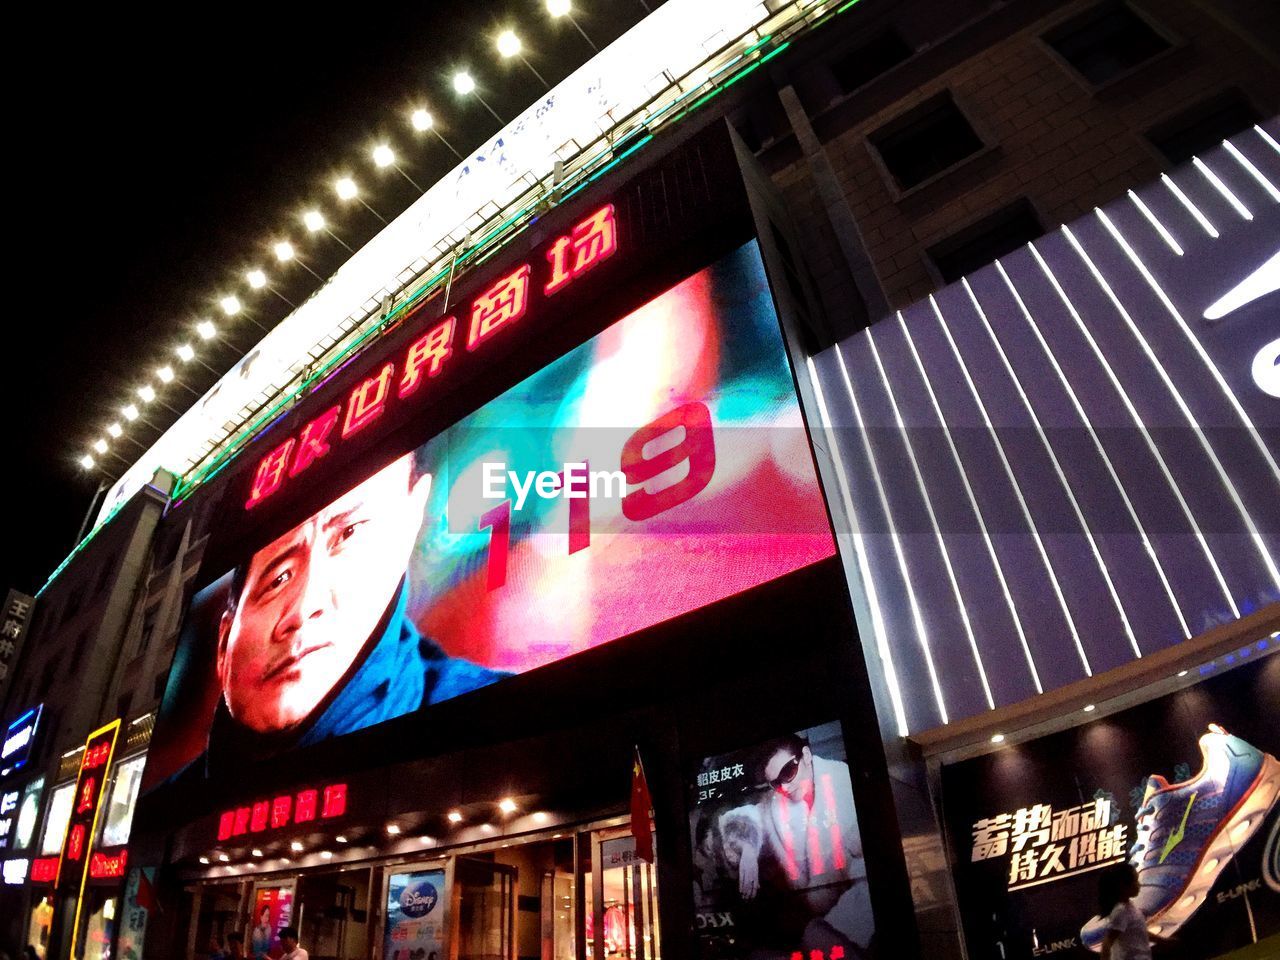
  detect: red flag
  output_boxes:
[630,746,654,863]
[134,868,161,914]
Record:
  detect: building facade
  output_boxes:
[3,2,1277,959]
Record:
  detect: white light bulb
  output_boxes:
[79,454,95,469]
[273,241,295,262]
[372,144,395,168]
[176,343,195,362]
[303,210,326,232]
[498,798,517,814]
[453,72,476,95]
[220,295,241,316]
[137,385,156,403]
[247,269,267,289]
[497,31,521,58]
[547,0,571,17]
[336,177,358,200]
[196,320,217,340]
[106,422,123,438]
[156,366,175,383]
[411,109,434,131]
[122,405,140,421]
[92,439,108,455]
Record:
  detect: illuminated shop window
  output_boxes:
[39,782,75,856]
[1146,89,1261,164]
[927,199,1044,283]
[868,92,984,191]
[1044,2,1171,87]
[99,755,146,848]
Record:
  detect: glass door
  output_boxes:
[589,830,660,960]
[453,856,516,960]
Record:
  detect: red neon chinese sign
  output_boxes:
[30,857,59,883]
[217,782,348,842]
[88,849,128,880]
[244,205,618,511]
[56,720,120,891]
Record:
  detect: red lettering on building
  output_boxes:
[295,789,318,824]
[321,783,348,819]
[468,265,531,350]
[233,806,251,836]
[342,363,395,438]
[250,800,271,832]
[215,783,347,844]
[67,823,86,861]
[400,318,455,399]
[88,849,128,880]
[30,857,59,883]
[246,438,296,509]
[271,795,292,829]
[289,406,340,477]
[545,205,617,295]
[218,810,236,842]
[82,742,112,771]
[77,776,97,814]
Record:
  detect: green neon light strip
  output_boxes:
[165,2,851,513]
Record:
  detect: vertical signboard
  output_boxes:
[0,590,34,703]
[57,720,120,958]
[2,703,44,777]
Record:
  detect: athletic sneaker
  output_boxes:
[1080,725,1280,951]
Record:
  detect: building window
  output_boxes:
[927,200,1044,283]
[40,781,76,855]
[1147,90,1261,165]
[868,93,985,192]
[1044,3,1171,87]
[98,754,147,847]
[830,27,913,94]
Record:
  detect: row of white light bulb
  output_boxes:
[80,0,590,471]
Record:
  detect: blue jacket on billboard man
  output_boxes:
[202,451,506,773]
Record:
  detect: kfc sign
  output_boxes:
[244,205,617,511]
[217,782,348,841]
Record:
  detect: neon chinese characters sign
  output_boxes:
[216,783,348,842]
[245,205,618,511]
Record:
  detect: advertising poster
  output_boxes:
[385,868,447,960]
[250,885,295,959]
[689,721,874,960]
[117,867,157,960]
[144,239,835,785]
[942,651,1280,959]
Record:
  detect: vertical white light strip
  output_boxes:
[806,355,910,737]
[1030,242,1239,618]
[1222,140,1280,203]
[1257,125,1280,154]
[1162,174,1220,238]
[1095,209,1280,490]
[1128,189,1184,256]
[897,315,1043,694]
[833,343,951,724]
[962,278,1143,658]
[1192,157,1254,221]
[866,326,996,709]
[929,295,1094,678]
[1066,223,1280,592]
[994,261,1191,640]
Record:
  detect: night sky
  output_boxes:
[8,1,659,595]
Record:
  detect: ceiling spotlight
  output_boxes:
[480,823,495,833]
[137,385,156,403]
[176,343,196,362]
[247,269,267,289]
[198,857,210,865]
[386,824,401,835]
[453,71,476,95]
[547,0,571,16]
[196,320,217,340]
[320,851,333,860]
[336,835,348,843]
[218,854,230,862]
[411,108,434,131]
[496,30,522,58]
[335,177,358,200]
[498,798,517,815]
[106,422,123,438]
[79,454,95,470]
[251,849,263,857]
[156,366,175,383]
[273,241,295,263]
[447,810,463,824]
[92,438,108,455]
[290,841,304,852]
[122,404,140,421]
[372,144,395,168]
[990,733,1005,744]
[220,295,241,316]
[1083,704,1096,713]
[532,811,549,824]
[1177,669,1189,677]
[303,210,326,232]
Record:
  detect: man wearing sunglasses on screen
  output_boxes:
[203,451,506,772]
[728,734,873,956]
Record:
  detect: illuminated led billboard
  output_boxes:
[145,240,835,785]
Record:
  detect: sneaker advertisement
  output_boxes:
[940,650,1279,959]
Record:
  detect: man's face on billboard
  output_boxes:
[217,454,431,733]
